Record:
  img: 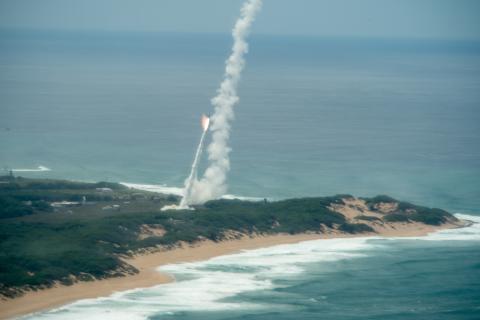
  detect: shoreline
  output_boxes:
[0,221,461,320]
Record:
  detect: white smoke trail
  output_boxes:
[179,129,208,208]
[185,0,262,206]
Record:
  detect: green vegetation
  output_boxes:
[0,178,133,218]
[408,208,453,225]
[338,222,374,233]
[355,215,382,222]
[383,213,411,223]
[364,195,397,205]
[0,177,457,298]
[364,194,456,225]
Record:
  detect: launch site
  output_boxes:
[1,0,479,319]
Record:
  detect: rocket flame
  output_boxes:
[177,114,210,209]
[201,114,210,132]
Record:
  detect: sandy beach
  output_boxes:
[0,220,461,320]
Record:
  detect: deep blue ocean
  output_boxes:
[1,30,479,319]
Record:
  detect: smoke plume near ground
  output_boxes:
[179,128,207,208]
[183,0,262,206]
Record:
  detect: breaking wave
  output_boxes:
[23,237,375,319]
[413,213,480,241]
[10,165,51,172]
[22,214,479,320]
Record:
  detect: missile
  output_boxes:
[201,114,210,132]
[179,114,210,208]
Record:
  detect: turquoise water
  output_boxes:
[22,215,480,320]
[2,30,480,319]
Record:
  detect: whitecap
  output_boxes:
[23,237,376,319]
[21,214,480,319]
[10,165,51,172]
[419,213,480,241]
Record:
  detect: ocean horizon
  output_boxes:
[2,29,480,319]
[1,29,479,211]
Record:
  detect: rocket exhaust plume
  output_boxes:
[179,115,210,208]
[178,0,262,208]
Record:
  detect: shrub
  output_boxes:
[338,223,375,233]
[383,213,410,222]
[355,215,382,222]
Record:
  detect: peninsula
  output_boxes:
[0,176,466,319]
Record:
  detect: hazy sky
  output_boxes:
[0,0,479,40]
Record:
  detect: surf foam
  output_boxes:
[22,214,480,319]
[414,213,480,241]
[23,237,375,319]
[10,165,51,172]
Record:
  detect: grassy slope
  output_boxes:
[0,177,456,298]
